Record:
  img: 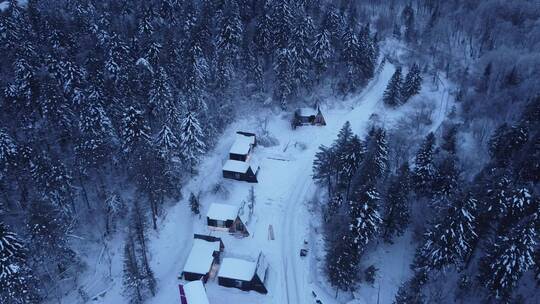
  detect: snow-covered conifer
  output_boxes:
[413,132,436,196]
[402,63,422,102]
[383,67,403,107]
[121,107,151,154]
[189,192,200,215]
[348,185,382,251]
[0,129,17,174]
[179,110,206,174]
[312,28,332,80]
[479,220,537,301]
[0,222,37,304]
[417,194,478,270]
[383,163,411,242]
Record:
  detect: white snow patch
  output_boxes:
[206,203,238,222]
[183,280,210,304]
[218,258,257,281]
[222,159,250,173]
[183,239,221,275]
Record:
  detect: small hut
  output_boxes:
[222,159,259,183]
[182,235,224,282]
[229,132,257,162]
[217,253,268,294]
[292,105,326,129]
[206,203,250,237]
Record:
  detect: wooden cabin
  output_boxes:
[182,235,224,282]
[206,203,250,237]
[217,253,269,294]
[222,159,259,183]
[292,106,326,129]
[229,132,257,162]
[178,280,210,304]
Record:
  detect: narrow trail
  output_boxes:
[276,62,397,304]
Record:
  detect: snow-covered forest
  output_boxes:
[0,0,539,303]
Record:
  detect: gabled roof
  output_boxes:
[218,257,257,281]
[183,239,221,275]
[207,203,239,221]
[229,133,255,155]
[181,280,210,304]
[223,159,251,173]
[296,107,321,117]
[255,253,269,282]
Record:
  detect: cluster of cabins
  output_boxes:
[179,106,326,303]
[222,132,259,183]
[181,234,268,293]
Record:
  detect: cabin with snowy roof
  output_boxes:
[229,131,257,162]
[222,159,259,183]
[178,280,210,304]
[206,202,250,237]
[182,234,224,282]
[217,253,269,294]
[292,106,326,129]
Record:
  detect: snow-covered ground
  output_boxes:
[67,53,454,304]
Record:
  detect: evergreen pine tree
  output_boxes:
[402,63,422,102]
[274,47,295,108]
[340,135,366,194]
[325,231,360,294]
[433,155,460,198]
[441,124,458,154]
[313,145,337,193]
[291,15,314,90]
[0,222,38,304]
[179,110,206,174]
[383,67,403,107]
[0,129,17,175]
[402,4,416,44]
[122,106,150,152]
[271,0,294,50]
[417,194,478,270]
[312,28,332,81]
[154,124,178,159]
[357,127,388,185]
[148,67,174,119]
[348,184,382,251]
[122,232,144,304]
[189,192,200,215]
[324,193,343,222]
[413,132,437,196]
[383,163,411,242]
[479,220,537,301]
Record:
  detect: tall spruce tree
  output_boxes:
[348,184,382,251]
[402,63,422,102]
[413,132,437,196]
[0,222,38,304]
[416,194,478,270]
[479,220,537,301]
[383,67,403,107]
[179,110,206,174]
[382,163,411,242]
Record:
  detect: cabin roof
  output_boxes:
[229,133,255,155]
[255,253,269,282]
[207,203,239,221]
[183,239,221,275]
[297,107,319,117]
[182,280,209,304]
[223,159,250,173]
[218,257,257,281]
